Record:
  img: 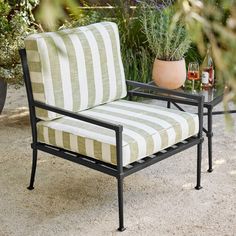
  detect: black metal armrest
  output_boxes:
[34,101,124,171]
[20,48,124,172]
[126,80,202,104]
[126,80,204,138]
[33,101,123,133]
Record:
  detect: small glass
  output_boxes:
[188,62,200,92]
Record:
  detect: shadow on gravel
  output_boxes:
[0,107,30,127]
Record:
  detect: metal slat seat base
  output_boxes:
[35,135,202,178]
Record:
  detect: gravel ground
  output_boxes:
[0,85,235,236]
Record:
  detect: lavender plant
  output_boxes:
[140,0,191,61]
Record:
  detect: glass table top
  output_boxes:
[146,81,226,105]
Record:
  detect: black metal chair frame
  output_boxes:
[20,48,204,232]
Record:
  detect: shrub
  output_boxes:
[140,1,191,61]
[105,3,152,82]
[0,1,38,86]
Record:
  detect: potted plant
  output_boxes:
[140,0,191,89]
[0,1,37,114]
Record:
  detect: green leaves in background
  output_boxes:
[140,1,191,61]
[0,0,38,85]
[1,0,236,106]
[176,0,236,103]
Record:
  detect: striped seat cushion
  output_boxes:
[37,100,199,166]
[25,22,127,120]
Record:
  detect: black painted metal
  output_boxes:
[165,98,204,190]
[34,100,122,132]
[115,120,123,172]
[203,127,208,134]
[207,107,213,172]
[169,101,234,174]
[167,101,171,108]
[195,143,203,190]
[131,80,236,179]
[129,90,199,106]
[126,80,203,100]
[204,110,236,115]
[27,149,37,190]
[172,102,185,112]
[35,137,202,179]
[196,95,204,189]
[123,137,202,177]
[37,143,118,176]
[19,49,38,144]
[117,177,125,231]
[0,79,7,114]
[204,94,223,107]
[20,48,204,231]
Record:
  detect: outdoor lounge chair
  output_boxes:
[19,22,204,231]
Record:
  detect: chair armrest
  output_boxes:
[126,80,202,104]
[34,101,124,172]
[33,101,123,133]
[20,47,125,171]
[126,80,204,138]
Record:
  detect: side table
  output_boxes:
[130,82,236,172]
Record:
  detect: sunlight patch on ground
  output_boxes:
[229,170,236,175]
[38,159,50,164]
[182,183,194,189]
[214,159,226,165]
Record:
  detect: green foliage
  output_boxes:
[0,0,38,85]
[140,1,191,61]
[123,46,152,83]
[64,2,153,83]
[18,0,236,106]
[100,2,152,82]
[176,0,236,104]
[61,9,104,29]
[35,0,83,31]
[185,44,202,67]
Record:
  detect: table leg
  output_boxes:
[167,101,171,108]
[207,107,213,172]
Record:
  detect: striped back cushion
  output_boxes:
[24,22,127,120]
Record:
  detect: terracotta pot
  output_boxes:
[0,79,7,114]
[152,58,186,89]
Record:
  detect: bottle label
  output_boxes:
[202,72,209,84]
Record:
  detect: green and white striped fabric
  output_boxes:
[25,22,127,120]
[37,100,199,166]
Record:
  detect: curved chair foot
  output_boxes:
[207,168,213,173]
[195,185,203,190]
[117,227,126,232]
[28,149,38,190]
[27,186,35,190]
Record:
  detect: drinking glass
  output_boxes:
[188,62,200,92]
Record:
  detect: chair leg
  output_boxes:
[27,149,38,190]
[167,101,171,108]
[117,177,126,232]
[195,143,203,190]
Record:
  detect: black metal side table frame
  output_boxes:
[131,81,236,173]
[168,93,236,172]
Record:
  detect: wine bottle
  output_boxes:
[202,45,215,87]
